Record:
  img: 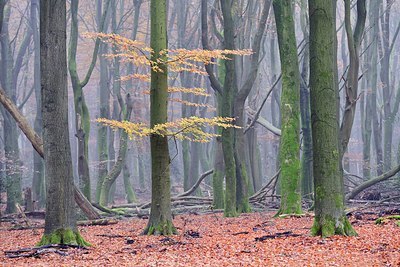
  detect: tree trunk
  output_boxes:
[299,0,313,199]
[98,95,133,206]
[39,0,89,246]
[273,0,302,215]
[30,0,45,208]
[95,0,110,203]
[0,88,100,220]
[1,5,22,214]
[308,0,357,237]
[143,0,176,235]
[220,0,238,218]
[68,0,110,200]
[339,0,366,158]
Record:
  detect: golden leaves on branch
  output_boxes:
[97,116,239,143]
[88,33,248,142]
[85,32,253,79]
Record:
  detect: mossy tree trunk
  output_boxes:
[219,0,238,218]
[143,0,176,235]
[39,0,89,246]
[308,0,357,237]
[273,0,302,215]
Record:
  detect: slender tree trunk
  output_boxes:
[69,0,111,200]
[381,0,392,172]
[95,0,110,203]
[98,96,133,206]
[30,0,45,208]
[299,0,313,198]
[339,0,366,158]
[370,0,383,176]
[1,5,22,214]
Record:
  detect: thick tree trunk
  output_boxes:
[39,0,89,246]
[143,0,176,235]
[308,0,356,237]
[273,0,302,215]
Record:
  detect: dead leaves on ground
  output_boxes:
[1,212,400,266]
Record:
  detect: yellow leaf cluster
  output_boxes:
[86,33,253,79]
[143,87,210,97]
[97,116,240,143]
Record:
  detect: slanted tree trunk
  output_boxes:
[39,0,89,246]
[339,0,366,158]
[98,95,133,206]
[308,0,357,237]
[273,0,302,215]
[143,0,176,235]
[0,3,29,214]
[0,87,100,220]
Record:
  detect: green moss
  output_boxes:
[224,210,237,217]
[315,186,324,199]
[212,169,225,209]
[144,220,177,235]
[311,215,357,238]
[376,215,400,225]
[38,228,91,247]
[236,163,251,214]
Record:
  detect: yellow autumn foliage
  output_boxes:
[97,116,240,143]
[86,33,250,142]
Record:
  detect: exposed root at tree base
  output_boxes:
[143,220,177,235]
[37,228,91,247]
[311,216,357,238]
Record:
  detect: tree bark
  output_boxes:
[39,0,89,246]
[143,0,176,235]
[308,0,357,237]
[273,0,302,215]
[0,89,100,220]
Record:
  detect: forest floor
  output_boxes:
[1,210,400,266]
